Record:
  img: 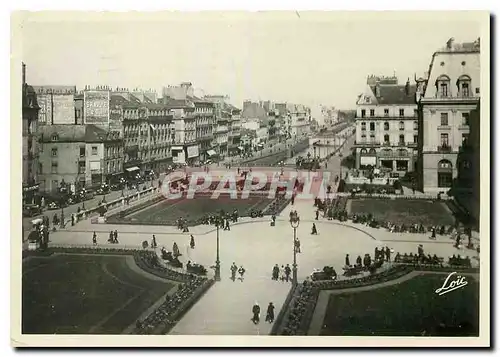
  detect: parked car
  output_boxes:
[23,204,42,218]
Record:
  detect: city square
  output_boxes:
[16,12,487,347]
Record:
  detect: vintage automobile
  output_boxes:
[22,204,42,218]
[96,183,111,195]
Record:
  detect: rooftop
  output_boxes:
[369,83,417,105]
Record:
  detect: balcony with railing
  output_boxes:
[353,140,381,147]
[437,144,452,153]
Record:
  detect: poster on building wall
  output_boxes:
[37,95,50,124]
[187,145,199,158]
[90,161,101,171]
[109,105,123,133]
[360,156,377,166]
[52,94,75,124]
[173,151,186,164]
[84,91,110,125]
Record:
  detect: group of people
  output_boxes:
[176,217,190,233]
[91,230,119,245]
[251,301,275,324]
[271,264,293,282]
[230,262,246,281]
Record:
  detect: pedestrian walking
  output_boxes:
[190,235,195,249]
[152,234,157,249]
[238,266,246,281]
[311,223,318,235]
[92,231,97,246]
[284,264,291,282]
[251,302,260,324]
[114,230,119,243]
[266,302,275,323]
[345,254,350,267]
[230,262,238,281]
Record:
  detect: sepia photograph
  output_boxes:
[10,10,490,347]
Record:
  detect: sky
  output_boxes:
[17,12,483,110]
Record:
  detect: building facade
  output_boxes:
[416,38,480,193]
[228,106,242,156]
[22,63,41,204]
[354,75,418,174]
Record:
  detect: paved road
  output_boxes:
[22,181,155,235]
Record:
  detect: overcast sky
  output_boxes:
[18,12,483,110]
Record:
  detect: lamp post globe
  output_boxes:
[290,212,300,286]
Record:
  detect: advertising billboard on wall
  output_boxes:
[109,105,123,133]
[37,95,50,124]
[187,145,199,158]
[360,156,377,166]
[84,91,110,125]
[52,94,75,124]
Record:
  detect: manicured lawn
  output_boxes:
[22,254,174,334]
[126,195,276,225]
[349,199,455,226]
[320,273,479,336]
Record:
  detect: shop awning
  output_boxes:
[207,150,217,157]
[172,146,183,151]
[237,146,244,151]
[126,166,140,172]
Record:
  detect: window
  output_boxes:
[51,162,58,174]
[370,133,376,139]
[384,122,389,131]
[399,121,405,131]
[461,82,470,97]
[440,82,449,97]
[437,160,453,188]
[370,109,375,117]
[51,148,58,157]
[436,75,450,98]
[79,147,85,157]
[51,134,58,141]
[462,160,471,169]
[461,112,470,126]
[360,148,367,154]
[440,113,449,126]
[440,133,449,147]
[361,122,366,131]
[369,122,375,131]
[462,134,470,146]
[457,75,471,97]
[384,134,390,143]
[413,135,418,143]
[361,134,366,139]
[399,109,405,117]
[52,180,58,190]
[79,161,86,174]
[368,148,376,154]
[399,134,405,144]
[475,87,480,94]
[413,121,418,130]
[91,146,98,155]
[384,109,389,116]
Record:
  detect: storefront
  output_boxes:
[23,183,40,205]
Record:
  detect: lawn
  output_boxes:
[22,254,174,334]
[320,273,479,336]
[122,194,277,226]
[349,199,455,226]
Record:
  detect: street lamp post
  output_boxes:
[214,215,224,281]
[290,211,300,286]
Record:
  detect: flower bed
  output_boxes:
[133,250,200,283]
[106,196,165,223]
[133,276,214,335]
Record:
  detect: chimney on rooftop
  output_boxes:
[374,81,381,97]
[22,62,26,85]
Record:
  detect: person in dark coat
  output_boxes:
[311,223,318,235]
[345,254,350,267]
[294,238,301,253]
[284,264,291,282]
[190,235,195,249]
[315,210,319,220]
[230,262,238,281]
[431,227,436,239]
[93,232,97,246]
[385,246,391,262]
[252,302,261,324]
[272,264,280,280]
[113,230,118,243]
[374,247,380,261]
[266,302,275,323]
[225,219,230,231]
[108,231,114,243]
[356,255,362,267]
[238,266,246,281]
[152,235,157,249]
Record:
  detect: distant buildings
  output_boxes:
[354,75,418,173]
